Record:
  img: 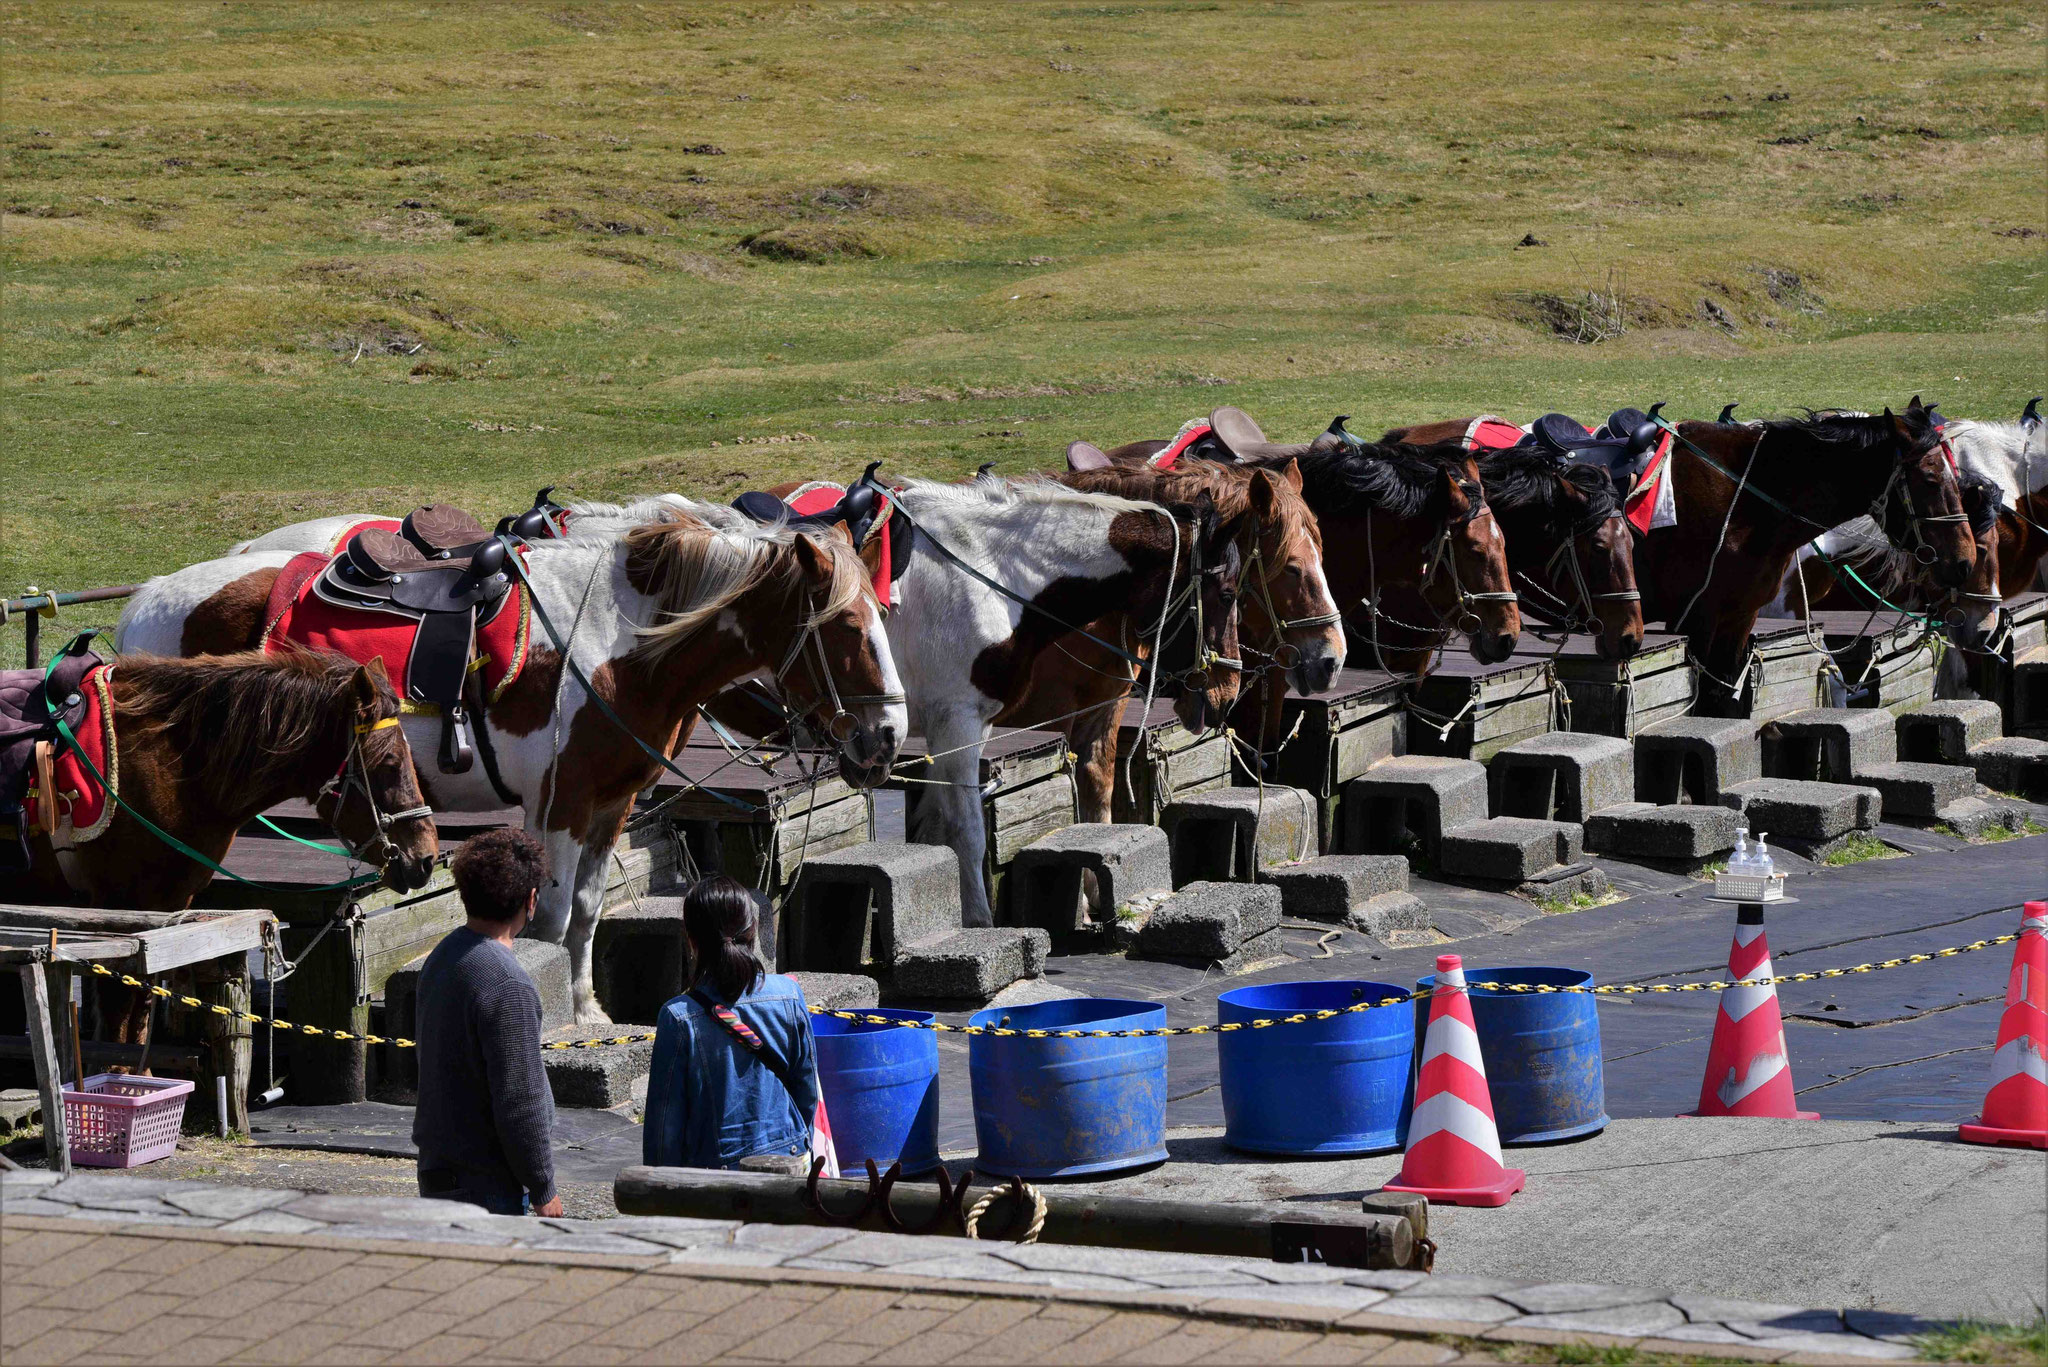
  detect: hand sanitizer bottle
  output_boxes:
[1728,829,1752,876]
[1752,832,1775,880]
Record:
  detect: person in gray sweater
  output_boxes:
[411,827,561,1217]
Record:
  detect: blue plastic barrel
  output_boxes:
[1218,980,1411,1155]
[1411,965,1608,1144]
[812,1007,940,1175]
[968,998,1168,1178]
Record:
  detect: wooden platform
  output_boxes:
[1810,608,1941,715]
[1737,619,1827,722]
[1112,697,1231,826]
[1263,667,1407,852]
[1517,632,1694,738]
[650,736,873,898]
[1406,654,1556,761]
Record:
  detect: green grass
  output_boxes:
[1538,888,1625,914]
[4,1,2043,596]
[1913,1317,2048,1365]
[1821,832,1909,866]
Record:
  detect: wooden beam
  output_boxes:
[17,964,69,1176]
[0,906,272,975]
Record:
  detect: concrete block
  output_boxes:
[1488,731,1634,822]
[541,1024,654,1109]
[385,938,574,1088]
[1009,824,1172,933]
[1896,700,2003,765]
[1633,716,1760,805]
[1720,778,1881,841]
[1438,817,1585,882]
[1135,881,1283,962]
[1338,756,1489,858]
[1347,891,1430,940]
[1853,761,1977,821]
[1161,786,1314,886]
[1969,736,2048,801]
[593,895,688,1028]
[1761,708,1896,782]
[890,928,1049,1003]
[1935,795,2031,840]
[785,841,959,973]
[1257,854,1409,923]
[1522,863,1612,902]
[1584,803,1741,861]
[785,972,879,1012]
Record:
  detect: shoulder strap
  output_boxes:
[689,988,804,1101]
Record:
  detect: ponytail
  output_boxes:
[682,874,765,1001]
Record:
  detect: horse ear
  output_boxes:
[791,530,835,583]
[1248,468,1281,520]
[1275,455,1304,492]
[1908,394,1923,410]
[350,662,382,709]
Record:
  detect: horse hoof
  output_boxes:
[575,1006,614,1027]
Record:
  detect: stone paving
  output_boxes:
[0,1171,1928,1361]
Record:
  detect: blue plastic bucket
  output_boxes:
[968,998,1168,1178]
[812,1007,940,1175]
[1218,980,1411,1156]
[1411,965,1608,1144]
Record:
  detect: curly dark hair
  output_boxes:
[451,827,550,924]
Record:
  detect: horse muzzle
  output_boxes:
[836,720,901,789]
[1468,628,1520,665]
[381,849,437,894]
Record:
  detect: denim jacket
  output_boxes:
[642,974,819,1170]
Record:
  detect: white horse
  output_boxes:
[120,503,907,1021]
[1949,406,2048,590]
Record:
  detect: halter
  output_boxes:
[1519,509,1640,633]
[1348,475,1519,681]
[319,714,434,866]
[770,587,906,748]
[1234,515,1342,674]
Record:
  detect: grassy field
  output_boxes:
[4,1,2042,603]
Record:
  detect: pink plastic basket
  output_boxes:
[62,1073,194,1168]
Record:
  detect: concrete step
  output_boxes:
[1438,816,1586,883]
[1853,761,1976,822]
[1720,777,1882,843]
[1585,802,1741,863]
[541,1024,655,1110]
[1489,731,1634,823]
[1257,854,1409,923]
[1339,755,1489,858]
[1896,700,2002,765]
[890,928,1049,1005]
[1968,735,2048,801]
[1161,786,1316,886]
[1133,881,1282,969]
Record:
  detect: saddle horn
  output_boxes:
[1716,403,1740,424]
[2024,397,2043,431]
[1325,415,1368,451]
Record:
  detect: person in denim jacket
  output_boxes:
[643,875,820,1170]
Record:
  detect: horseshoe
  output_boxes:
[879,1161,957,1235]
[805,1155,880,1226]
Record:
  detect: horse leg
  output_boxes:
[909,707,994,929]
[1067,703,1119,825]
[564,803,630,1025]
[526,825,584,944]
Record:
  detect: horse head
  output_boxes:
[1557,465,1644,661]
[1428,453,1521,664]
[315,657,439,893]
[1157,491,1244,733]
[773,526,907,788]
[1888,398,1974,589]
[1940,474,2007,652]
[1241,458,1346,693]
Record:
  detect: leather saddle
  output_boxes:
[1204,406,1344,463]
[1526,403,1667,491]
[496,487,572,543]
[0,634,102,874]
[317,510,512,776]
[732,461,911,568]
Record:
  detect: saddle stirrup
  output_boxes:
[439,703,477,776]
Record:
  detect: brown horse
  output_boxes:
[1383,423,1644,661]
[1633,403,1972,709]
[17,648,437,911]
[1018,459,1344,822]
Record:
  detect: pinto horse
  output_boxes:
[118,507,905,1021]
[1381,423,1644,662]
[1024,459,1345,822]
[1626,404,1973,710]
[13,647,437,911]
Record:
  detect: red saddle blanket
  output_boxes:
[784,482,897,606]
[22,661,117,842]
[259,550,533,705]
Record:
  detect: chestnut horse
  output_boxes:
[15,647,437,911]
[1382,424,1644,662]
[118,506,906,1020]
[1027,459,1345,822]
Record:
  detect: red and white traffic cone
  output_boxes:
[1685,903,1818,1119]
[1384,954,1525,1207]
[1959,902,2047,1150]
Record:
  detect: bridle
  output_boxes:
[1236,516,1342,675]
[770,584,906,749]
[319,714,433,866]
[1348,469,1519,679]
[1150,514,1245,694]
[1521,498,1639,634]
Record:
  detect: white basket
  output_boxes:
[1714,870,1786,902]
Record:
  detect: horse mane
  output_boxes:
[1058,462,1266,522]
[624,508,873,659]
[1475,445,1619,523]
[115,649,385,808]
[1758,408,1934,456]
[1237,441,1461,520]
[562,493,694,532]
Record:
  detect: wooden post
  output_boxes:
[193,960,252,1133]
[18,963,70,1175]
